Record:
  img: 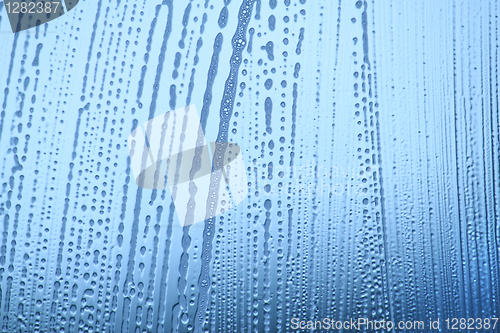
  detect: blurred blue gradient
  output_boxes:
[0,0,498,332]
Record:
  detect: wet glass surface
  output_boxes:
[0,0,498,332]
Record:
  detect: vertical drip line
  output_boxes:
[49,0,103,327]
[0,30,19,299]
[476,5,489,318]
[450,0,466,318]
[194,1,254,332]
[184,31,223,331]
[263,199,272,332]
[487,0,500,314]
[368,0,393,323]
[135,4,163,108]
[136,1,176,330]
[327,0,342,319]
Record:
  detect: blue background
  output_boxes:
[0,0,499,332]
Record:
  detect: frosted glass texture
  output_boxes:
[0,0,498,332]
